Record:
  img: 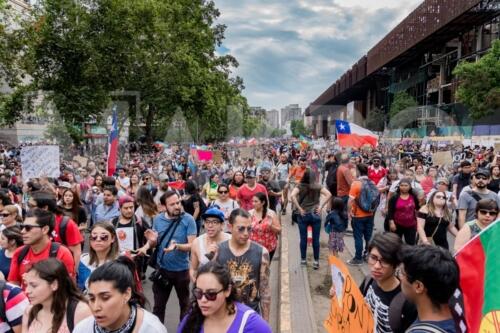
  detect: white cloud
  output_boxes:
[214,0,422,110]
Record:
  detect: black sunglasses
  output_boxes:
[90,234,110,242]
[20,224,43,232]
[192,287,224,301]
[1,213,11,217]
[236,226,253,233]
[218,190,228,194]
[478,209,498,217]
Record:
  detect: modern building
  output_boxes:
[280,104,302,128]
[266,109,280,129]
[306,0,500,139]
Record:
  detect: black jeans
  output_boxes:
[152,268,190,322]
[395,224,417,245]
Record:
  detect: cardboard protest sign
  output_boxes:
[212,150,223,164]
[197,150,213,161]
[21,145,60,180]
[239,147,254,160]
[324,255,374,333]
[432,151,453,166]
[73,155,88,167]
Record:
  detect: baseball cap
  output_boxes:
[159,174,169,182]
[474,169,490,178]
[201,207,224,222]
[58,181,71,189]
[260,166,271,173]
[118,195,135,207]
[245,170,256,178]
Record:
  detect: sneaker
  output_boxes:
[362,252,368,262]
[347,258,364,266]
[281,209,286,215]
[300,259,307,266]
[313,261,320,270]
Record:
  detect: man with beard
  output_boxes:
[236,170,268,211]
[368,156,387,186]
[94,186,120,223]
[154,174,170,211]
[151,191,197,322]
[457,169,500,228]
[452,160,472,199]
[258,166,282,212]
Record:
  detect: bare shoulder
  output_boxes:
[74,301,92,323]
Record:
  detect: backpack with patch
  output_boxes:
[356,178,380,213]
[17,242,61,265]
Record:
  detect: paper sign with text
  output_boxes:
[21,146,60,180]
[324,255,374,333]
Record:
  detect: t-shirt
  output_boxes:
[237,184,268,211]
[457,190,500,223]
[289,166,307,183]
[73,308,167,333]
[364,280,401,333]
[337,164,353,197]
[349,179,374,218]
[407,319,456,333]
[8,242,75,289]
[452,173,471,198]
[152,213,197,271]
[0,249,11,279]
[394,196,417,227]
[0,282,29,333]
[368,166,387,187]
[276,162,290,181]
[177,301,271,333]
[53,215,84,246]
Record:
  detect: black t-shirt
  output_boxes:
[182,193,205,220]
[259,179,281,211]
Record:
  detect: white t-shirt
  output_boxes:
[73,309,167,333]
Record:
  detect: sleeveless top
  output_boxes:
[466,220,483,238]
[418,212,450,249]
[297,184,321,213]
[250,214,277,252]
[216,240,263,313]
[198,233,231,266]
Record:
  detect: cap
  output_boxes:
[119,195,135,207]
[260,166,271,173]
[245,170,256,178]
[436,177,449,185]
[201,207,224,222]
[159,174,169,182]
[58,181,71,189]
[475,169,490,178]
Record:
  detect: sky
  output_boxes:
[214,0,423,111]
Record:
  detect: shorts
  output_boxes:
[329,232,345,253]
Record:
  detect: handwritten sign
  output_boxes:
[324,255,374,333]
[21,145,60,180]
[432,151,453,166]
[73,155,88,167]
[197,150,213,161]
[212,150,223,164]
[239,147,254,160]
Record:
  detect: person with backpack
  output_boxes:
[30,191,83,271]
[22,258,91,333]
[324,153,339,198]
[347,164,379,266]
[398,245,459,333]
[0,279,29,333]
[8,208,75,289]
[324,197,348,257]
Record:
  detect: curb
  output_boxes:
[279,222,291,333]
[301,265,319,333]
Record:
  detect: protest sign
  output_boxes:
[213,150,223,164]
[21,145,60,180]
[73,155,88,167]
[324,255,374,333]
[433,151,453,166]
[239,147,254,160]
[197,150,213,161]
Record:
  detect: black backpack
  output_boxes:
[17,242,61,265]
[325,162,338,196]
[57,215,71,246]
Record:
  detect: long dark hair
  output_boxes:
[88,256,146,307]
[135,185,158,217]
[88,222,120,266]
[181,262,238,333]
[60,188,81,223]
[231,171,245,187]
[253,192,268,219]
[27,258,86,333]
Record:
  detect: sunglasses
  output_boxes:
[218,190,228,194]
[20,224,43,232]
[236,226,253,233]
[192,287,224,301]
[90,234,110,242]
[478,210,498,217]
[475,175,488,180]
[434,195,447,200]
[1,213,11,217]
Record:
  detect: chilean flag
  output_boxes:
[335,120,378,148]
[106,105,119,177]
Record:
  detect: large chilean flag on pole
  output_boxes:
[106,105,119,177]
[335,120,378,148]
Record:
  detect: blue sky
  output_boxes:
[214,0,422,111]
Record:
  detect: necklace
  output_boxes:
[94,305,137,333]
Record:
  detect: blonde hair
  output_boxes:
[2,205,22,222]
[427,191,452,222]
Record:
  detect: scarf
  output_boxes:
[94,304,137,333]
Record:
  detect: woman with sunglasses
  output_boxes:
[0,204,21,230]
[22,258,91,333]
[0,226,22,279]
[77,222,120,292]
[212,184,239,230]
[74,257,167,333]
[178,261,271,333]
[249,192,281,261]
[454,199,499,252]
[416,191,458,249]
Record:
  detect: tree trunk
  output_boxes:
[145,103,155,145]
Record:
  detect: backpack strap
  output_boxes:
[468,191,482,202]
[16,245,30,265]
[0,280,6,322]
[66,298,79,332]
[59,216,70,245]
[361,277,374,296]
[407,323,448,333]
[388,291,408,332]
[49,242,60,258]
[238,309,255,333]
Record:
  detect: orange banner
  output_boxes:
[324,255,374,333]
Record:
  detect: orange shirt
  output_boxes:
[290,166,307,183]
[349,180,374,218]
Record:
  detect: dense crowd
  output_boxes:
[0,139,498,333]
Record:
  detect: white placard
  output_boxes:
[21,145,60,180]
[116,226,134,252]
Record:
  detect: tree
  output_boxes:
[453,39,500,120]
[389,91,418,118]
[365,107,387,132]
[290,119,310,138]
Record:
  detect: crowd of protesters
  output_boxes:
[0,139,499,332]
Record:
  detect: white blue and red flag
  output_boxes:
[106,105,119,176]
[335,120,378,148]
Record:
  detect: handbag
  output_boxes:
[420,217,442,246]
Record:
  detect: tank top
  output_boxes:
[466,220,483,238]
[216,240,263,313]
[198,233,231,266]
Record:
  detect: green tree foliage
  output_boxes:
[2,0,252,144]
[365,107,386,132]
[290,119,310,138]
[453,39,500,120]
[389,91,418,118]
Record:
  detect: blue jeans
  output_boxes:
[351,216,375,260]
[297,212,321,261]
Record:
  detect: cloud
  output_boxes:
[214,0,422,110]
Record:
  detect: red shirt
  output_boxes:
[53,215,84,246]
[8,241,75,289]
[368,166,387,186]
[237,184,268,211]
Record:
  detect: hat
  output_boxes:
[159,174,169,182]
[245,170,256,178]
[475,169,490,178]
[201,207,224,222]
[260,166,271,173]
[58,181,71,189]
[118,195,135,207]
[436,177,449,185]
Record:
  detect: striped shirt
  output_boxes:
[0,283,29,333]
